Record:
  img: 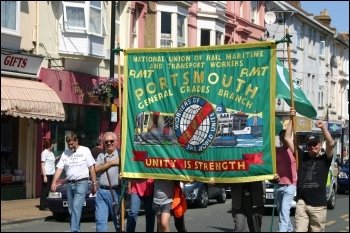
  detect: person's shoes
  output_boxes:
[39,207,48,211]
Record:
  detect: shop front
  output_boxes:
[37,68,116,197]
[1,53,66,200]
[328,121,343,157]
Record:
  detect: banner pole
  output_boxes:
[118,42,125,232]
[113,36,125,231]
[285,28,299,168]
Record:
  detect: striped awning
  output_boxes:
[1,77,66,121]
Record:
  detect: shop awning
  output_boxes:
[1,77,66,121]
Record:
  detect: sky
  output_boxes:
[301,1,349,33]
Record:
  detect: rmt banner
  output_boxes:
[121,42,277,183]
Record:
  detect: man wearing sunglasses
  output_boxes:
[284,108,335,232]
[94,132,120,232]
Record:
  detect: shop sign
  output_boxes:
[295,116,312,132]
[111,104,118,122]
[328,122,342,134]
[73,82,100,104]
[1,53,43,75]
[40,68,104,105]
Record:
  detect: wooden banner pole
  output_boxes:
[285,28,299,168]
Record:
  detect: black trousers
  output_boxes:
[40,174,53,209]
[232,192,263,232]
[174,215,187,232]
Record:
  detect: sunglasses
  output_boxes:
[104,140,115,144]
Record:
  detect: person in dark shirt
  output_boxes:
[91,139,104,160]
[284,108,335,232]
[230,181,265,232]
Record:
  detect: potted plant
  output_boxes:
[92,79,119,110]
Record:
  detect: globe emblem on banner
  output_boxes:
[174,96,217,153]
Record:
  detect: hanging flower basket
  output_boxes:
[92,79,119,110]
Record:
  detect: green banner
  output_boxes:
[276,59,317,119]
[121,42,277,183]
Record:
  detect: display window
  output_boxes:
[50,105,101,155]
[1,117,22,186]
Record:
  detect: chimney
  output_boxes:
[314,9,332,28]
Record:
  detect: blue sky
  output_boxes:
[301,1,349,33]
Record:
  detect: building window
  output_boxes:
[319,37,325,57]
[1,1,19,33]
[250,1,258,24]
[177,14,186,47]
[318,86,324,107]
[312,30,316,55]
[330,81,335,109]
[115,2,120,38]
[216,31,222,45]
[161,12,172,47]
[160,11,187,48]
[308,28,313,56]
[64,4,86,30]
[63,1,102,35]
[201,29,210,46]
[131,6,140,48]
[89,1,102,34]
[295,24,304,48]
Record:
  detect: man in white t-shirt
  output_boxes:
[51,132,97,232]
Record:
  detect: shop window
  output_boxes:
[50,105,101,156]
[1,117,20,186]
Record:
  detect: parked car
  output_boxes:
[182,181,226,208]
[337,159,349,194]
[47,179,96,221]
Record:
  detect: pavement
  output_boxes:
[1,198,53,225]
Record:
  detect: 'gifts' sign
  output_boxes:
[1,53,43,75]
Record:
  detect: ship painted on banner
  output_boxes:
[211,103,263,147]
[134,104,263,148]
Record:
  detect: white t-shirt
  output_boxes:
[41,149,56,175]
[56,145,95,180]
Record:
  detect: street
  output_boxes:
[1,194,348,232]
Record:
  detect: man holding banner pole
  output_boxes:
[284,108,335,232]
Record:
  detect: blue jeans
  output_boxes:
[126,193,155,232]
[66,180,89,232]
[275,184,296,232]
[95,188,120,232]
